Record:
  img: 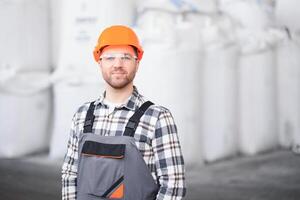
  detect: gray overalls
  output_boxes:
[77,101,159,200]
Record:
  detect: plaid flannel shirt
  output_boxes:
[62,86,186,200]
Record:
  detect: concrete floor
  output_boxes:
[0,149,299,200]
[186,150,300,200]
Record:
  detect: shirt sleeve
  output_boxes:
[152,108,186,200]
[62,114,79,200]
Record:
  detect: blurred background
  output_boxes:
[0,0,300,199]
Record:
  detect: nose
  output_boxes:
[113,57,123,67]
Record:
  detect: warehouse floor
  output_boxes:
[0,149,299,200]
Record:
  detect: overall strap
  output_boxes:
[83,101,96,133]
[123,101,154,137]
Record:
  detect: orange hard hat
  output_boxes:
[93,25,144,62]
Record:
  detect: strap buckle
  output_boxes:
[84,115,95,127]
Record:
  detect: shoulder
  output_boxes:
[150,104,172,116]
[137,92,173,117]
[135,88,172,117]
[140,98,175,123]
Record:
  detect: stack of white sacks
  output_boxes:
[0,0,51,158]
[135,0,299,164]
[1,0,299,162]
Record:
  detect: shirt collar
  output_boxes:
[94,86,140,111]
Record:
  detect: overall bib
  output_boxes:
[77,101,159,200]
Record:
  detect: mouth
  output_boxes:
[112,71,126,75]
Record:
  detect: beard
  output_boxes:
[103,68,136,89]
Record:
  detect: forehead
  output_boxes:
[101,45,135,55]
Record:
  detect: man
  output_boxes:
[62,25,186,200]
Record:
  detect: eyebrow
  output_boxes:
[102,53,132,55]
[101,53,136,58]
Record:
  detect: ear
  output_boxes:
[98,60,102,68]
[135,61,140,72]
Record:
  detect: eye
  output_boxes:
[123,55,132,60]
[105,56,115,61]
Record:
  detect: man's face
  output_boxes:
[99,45,139,89]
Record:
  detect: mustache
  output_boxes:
[112,69,127,74]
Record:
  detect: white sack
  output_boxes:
[135,4,204,165]
[276,36,300,148]
[0,72,51,158]
[200,15,239,162]
[136,47,203,166]
[238,49,278,155]
[202,44,239,162]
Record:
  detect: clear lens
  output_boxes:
[100,53,137,64]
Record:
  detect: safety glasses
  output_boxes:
[100,53,137,65]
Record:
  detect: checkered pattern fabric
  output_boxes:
[62,86,186,199]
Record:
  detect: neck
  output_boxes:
[104,83,134,104]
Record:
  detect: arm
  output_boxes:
[152,108,186,200]
[62,115,79,200]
